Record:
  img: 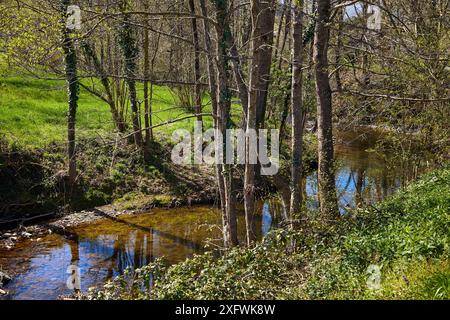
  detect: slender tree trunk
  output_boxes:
[289,2,305,218]
[229,39,248,123]
[274,2,287,60]
[277,0,292,70]
[254,0,276,187]
[308,0,316,81]
[270,0,290,125]
[118,2,143,148]
[279,74,291,140]
[200,0,232,247]
[61,0,78,187]
[189,0,203,124]
[199,0,217,117]
[209,0,238,247]
[335,6,343,92]
[313,0,339,218]
[361,2,371,89]
[143,15,153,148]
[245,0,260,246]
[199,0,225,214]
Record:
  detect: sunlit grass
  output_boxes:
[0,74,222,149]
[369,258,450,300]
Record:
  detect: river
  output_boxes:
[0,128,424,300]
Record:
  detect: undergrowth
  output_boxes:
[91,166,450,300]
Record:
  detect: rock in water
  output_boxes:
[0,271,12,287]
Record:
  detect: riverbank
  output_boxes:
[0,134,320,256]
[92,166,450,300]
[0,73,219,228]
[0,137,219,226]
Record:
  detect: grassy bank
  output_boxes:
[0,73,217,217]
[93,166,450,300]
[0,75,214,149]
[0,137,217,222]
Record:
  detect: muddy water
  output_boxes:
[0,129,424,300]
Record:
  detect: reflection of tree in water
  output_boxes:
[340,160,406,210]
[75,212,207,284]
[106,231,152,277]
[261,203,272,236]
[68,235,80,294]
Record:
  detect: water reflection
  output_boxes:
[261,203,273,235]
[303,132,407,214]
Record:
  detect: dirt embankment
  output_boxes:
[0,138,218,231]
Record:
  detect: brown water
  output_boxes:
[0,129,427,300]
[0,205,278,300]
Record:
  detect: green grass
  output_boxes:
[0,74,217,149]
[92,166,450,300]
[0,77,112,148]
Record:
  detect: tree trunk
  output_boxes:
[270,0,291,126]
[245,0,276,245]
[335,6,343,92]
[273,2,287,60]
[143,15,153,149]
[61,0,78,188]
[118,2,144,148]
[277,0,292,70]
[209,0,238,248]
[189,0,203,124]
[199,0,224,214]
[361,2,371,89]
[313,0,339,218]
[255,0,277,129]
[229,39,248,124]
[289,2,305,218]
[308,0,316,81]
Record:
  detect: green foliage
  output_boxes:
[419,270,450,300]
[0,3,61,67]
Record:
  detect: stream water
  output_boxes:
[0,129,423,300]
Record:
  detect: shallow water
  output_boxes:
[0,206,277,300]
[0,129,423,300]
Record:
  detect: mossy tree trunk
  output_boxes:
[61,0,79,188]
[118,0,144,149]
[245,0,276,245]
